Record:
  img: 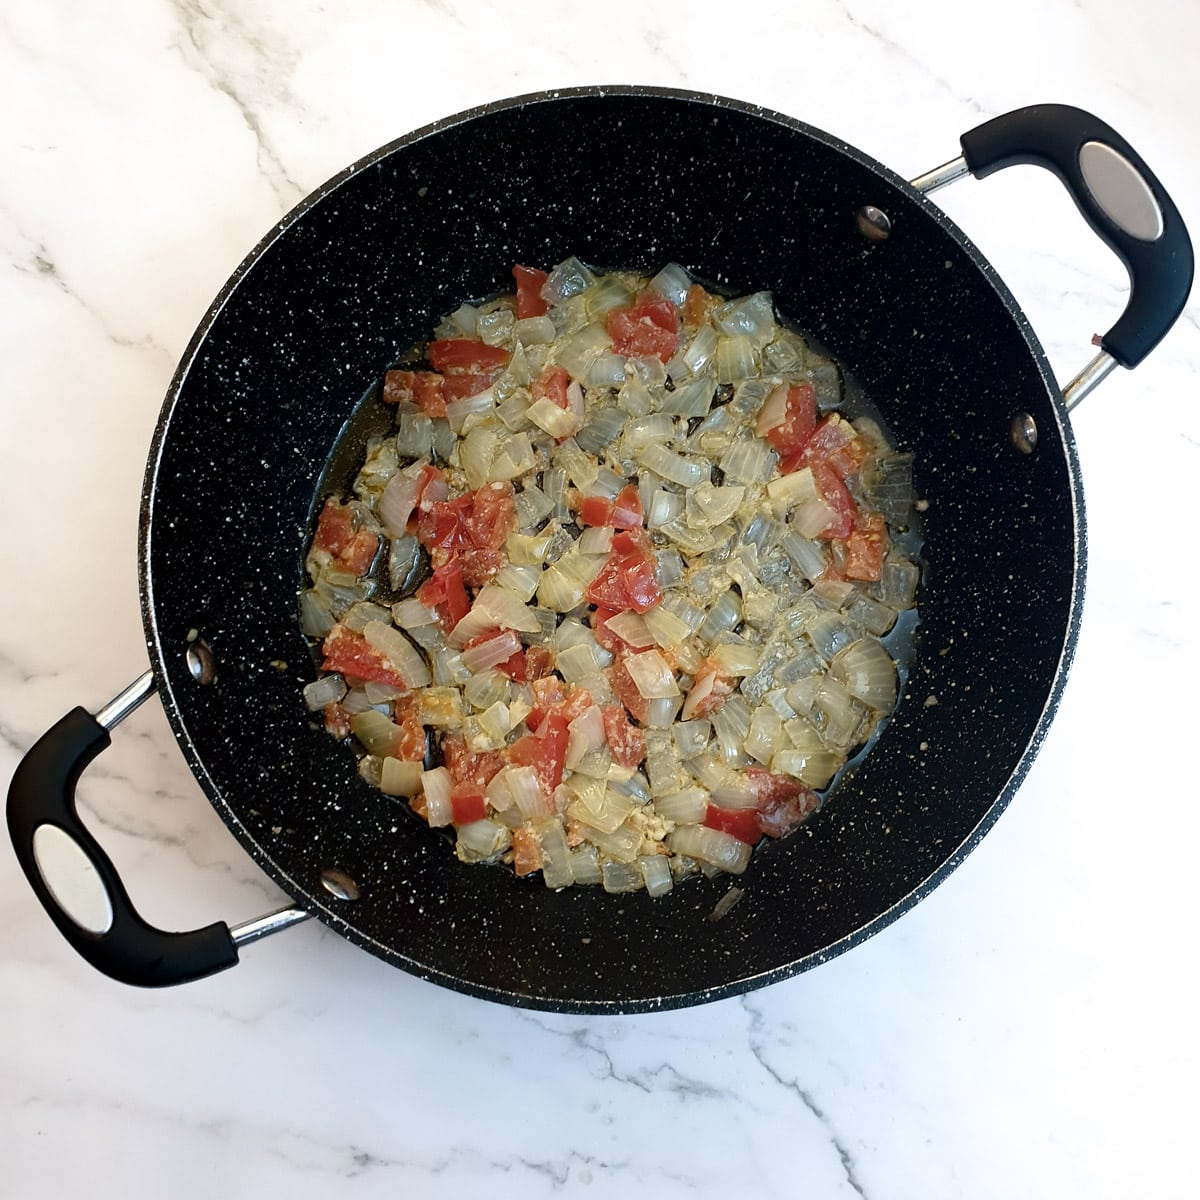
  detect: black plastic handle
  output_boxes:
[960,103,1193,368]
[7,706,240,987]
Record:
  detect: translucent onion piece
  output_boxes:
[460,425,500,489]
[569,789,635,836]
[392,597,438,628]
[489,433,536,482]
[508,765,554,819]
[445,389,496,434]
[709,642,760,676]
[715,335,758,384]
[647,262,692,305]
[575,405,628,458]
[713,291,776,346]
[506,529,554,566]
[463,669,508,712]
[685,484,746,529]
[766,466,818,513]
[416,687,465,727]
[492,563,541,601]
[602,860,645,894]
[772,747,842,790]
[303,674,346,711]
[456,819,510,864]
[793,496,835,539]
[587,823,643,865]
[642,605,691,651]
[654,787,708,824]
[638,444,710,488]
[526,396,582,439]
[453,584,542,646]
[514,315,556,345]
[378,471,422,538]
[744,706,784,765]
[605,611,656,649]
[718,436,777,484]
[639,855,674,898]
[363,621,431,688]
[781,531,829,582]
[380,757,423,798]
[647,489,684,529]
[696,588,742,642]
[878,558,920,609]
[830,638,898,710]
[537,820,573,889]
[342,600,391,633]
[476,307,514,347]
[644,696,683,729]
[654,548,684,588]
[666,825,752,874]
[299,589,335,638]
[624,650,681,699]
[541,256,595,305]
[388,534,422,593]
[459,630,522,673]
[420,767,453,827]
[570,844,603,885]
[577,526,614,555]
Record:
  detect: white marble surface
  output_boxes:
[3,2,1198,1196]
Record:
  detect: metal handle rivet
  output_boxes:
[855,205,892,241]
[1011,412,1038,454]
[320,869,360,901]
[185,639,216,684]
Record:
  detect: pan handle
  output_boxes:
[913,104,1193,404]
[6,672,309,987]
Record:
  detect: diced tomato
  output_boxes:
[523,644,556,680]
[495,647,526,680]
[809,462,857,540]
[601,705,646,768]
[681,661,736,720]
[461,481,517,551]
[513,264,549,319]
[579,495,614,527]
[428,339,510,375]
[442,732,504,789]
[585,529,662,614]
[833,512,888,582]
[802,414,867,479]
[323,702,352,739]
[450,786,488,826]
[606,656,650,725]
[508,712,569,795]
[704,804,762,845]
[416,558,471,630]
[611,484,643,530]
[742,767,805,808]
[383,369,449,419]
[756,785,820,839]
[763,383,818,472]
[532,364,570,410]
[337,527,379,576]
[458,547,507,588]
[530,675,567,714]
[590,607,627,655]
[391,695,429,762]
[320,624,408,689]
[605,295,680,362]
[314,497,355,557]
[442,372,497,402]
[683,282,712,331]
[511,825,543,876]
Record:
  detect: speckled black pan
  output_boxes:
[11,87,1193,1010]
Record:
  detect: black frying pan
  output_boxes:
[8,89,1192,1012]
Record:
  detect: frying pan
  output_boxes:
[7,88,1192,1012]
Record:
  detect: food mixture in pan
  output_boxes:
[299,260,919,895]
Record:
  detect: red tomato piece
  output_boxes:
[749,771,820,838]
[450,786,489,826]
[532,364,570,410]
[314,497,355,557]
[391,696,429,762]
[605,295,680,362]
[801,415,866,479]
[323,702,352,740]
[511,826,543,876]
[383,369,449,419]
[513,264,549,319]
[462,481,517,550]
[427,339,510,375]
[442,372,498,402]
[834,512,888,582]
[611,484,643,530]
[416,558,471,630]
[337,527,379,576]
[810,462,857,540]
[523,644,556,680]
[704,804,762,845]
[579,495,614,527]
[590,607,627,655]
[764,383,818,471]
[508,712,569,795]
[585,529,662,614]
[442,732,504,789]
[601,705,646,768]
[320,625,408,689]
[606,656,650,725]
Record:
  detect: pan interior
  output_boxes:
[140,89,1082,1012]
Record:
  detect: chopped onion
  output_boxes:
[342,600,392,633]
[392,597,438,628]
[654,787,708,824]
[715,335,758,384]
[526,396,581,439]
[380,757,422,798]
[363,621,431,688]
[303,674,347,711]
[638,444,710,488]
[719,436,777,484]
[642,605,691,651]
[744,706,784,765]
[639,855,674,898]
[460,425,499,489]
[643,696,683,728]
[709,642,760,676]
[460,629,522,673]
[463,669,508,711]
[602,860,645,893]
[793,496,835,539]
[420,766,453,827]
[570,844,602,885]
[456,819,510,863]
[647,489,684,529]
[388,534,421,593]
[772,747,841,790]
[537,820,573,889]
[541,256,595,305]
[415,687,464,727]
[507,529,554,566]
[515,315,556,344]
[299,589,335,637]
[830,638,897,710]
[449,584,542,647]
[647,262,692,305]
[489,433,537,482]
[624,649,681,699]
[378,470,422,537]
[666,824,752,874]
[713,291,776,346]
[507,765,553,819]
[446,389,496,433]
[766,466,818,513]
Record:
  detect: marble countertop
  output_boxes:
[3,2,1198,1196]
